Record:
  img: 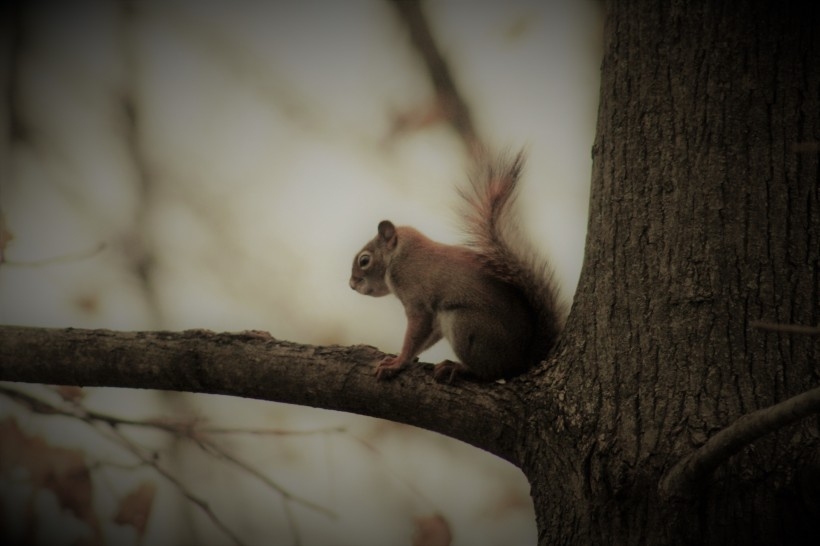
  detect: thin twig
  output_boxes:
[0,386,336,519]
[348,434,438,511]
[198,437,336,519]
[3,242,106,267]
[42,386,347,439]
[281,494,302,546]
[40,387,339,519]
[102,423,247,546]
[792,141,820,153]
[750,320,820,335]
[202,425,347,436]
[660,385,820,499]
[0,385,247,545]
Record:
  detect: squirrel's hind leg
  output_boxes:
[432,360,472,383]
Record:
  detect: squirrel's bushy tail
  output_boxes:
[459,150,564,364]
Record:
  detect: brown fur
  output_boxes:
[350,151,564,381]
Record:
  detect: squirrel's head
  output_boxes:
[349,220,397,297]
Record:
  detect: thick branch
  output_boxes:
[0,325,525,464]
[660,385,820,498]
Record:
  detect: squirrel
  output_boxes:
[349,151,564,382]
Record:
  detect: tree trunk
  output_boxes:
[524,1,819,544]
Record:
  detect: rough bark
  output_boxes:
[529,0,820,544]
[660,386,820,498]
[0,326,526,465]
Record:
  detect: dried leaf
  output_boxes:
[54,385,86,403]
[75,294,100,314]
[0,418,102,544]
[0,211,13,263]
[412,513,452,546]
[114,481,157,537]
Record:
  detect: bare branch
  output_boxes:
[104,422,248,546]
[202,425,347,436]
[792,141,820,153]
[388,0,482,151]
[0,325,527,464]
[348,434,438,511]
[660,385,820,499]
[750,320,820,335]
[196,436,335,519]
[0,384,247,545]
[2,241,106,267]
[0,384,337,518]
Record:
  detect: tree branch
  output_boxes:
[660,385,820,498]
[0,384,336,518]
[0,325,526,464]
[105,420,248,546]
[750,320,820,335]
[388,0,482,150]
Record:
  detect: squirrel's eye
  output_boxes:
[358,253,371,268]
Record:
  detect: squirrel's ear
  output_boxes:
[378,220,397,247]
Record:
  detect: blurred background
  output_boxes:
[0,0,601,544]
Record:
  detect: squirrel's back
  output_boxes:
[459,151,564,365]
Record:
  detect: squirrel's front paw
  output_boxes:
[375,356,405,380]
